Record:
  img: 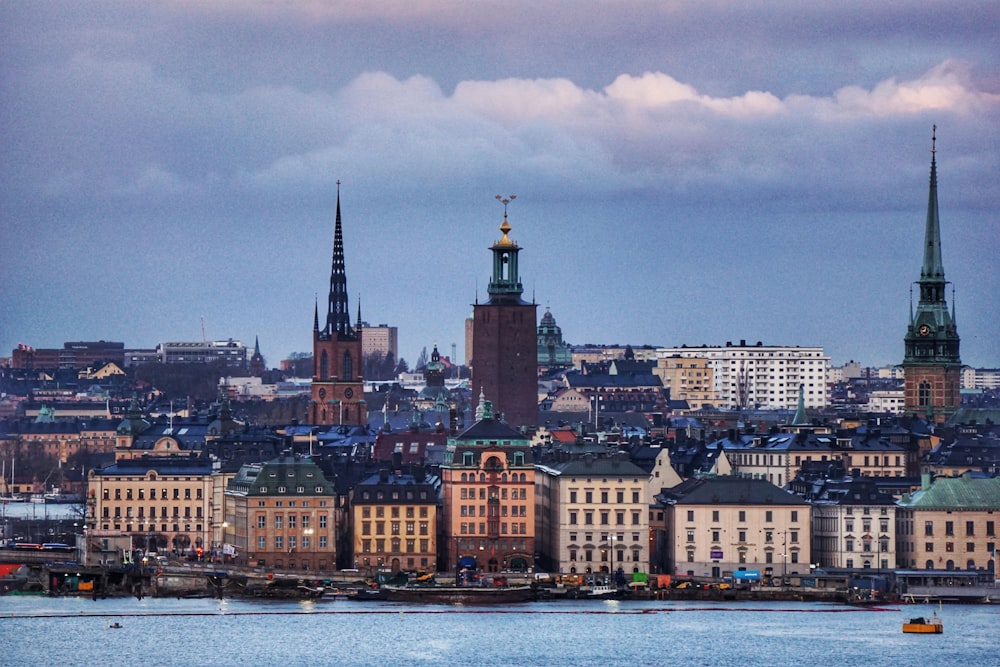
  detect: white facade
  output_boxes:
[962,367,1000,390]
[657,343,830,410]
[866,389,906,414]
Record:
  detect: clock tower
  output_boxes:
[902,127,961,421]
[309,184,364,425]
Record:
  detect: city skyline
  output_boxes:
[2,3,998,369]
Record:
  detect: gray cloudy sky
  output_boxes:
[2,1,998,369]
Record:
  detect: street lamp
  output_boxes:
[303,528,314,569]
[219,521,229,563]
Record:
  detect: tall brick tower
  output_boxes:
[309,184,365,425]
[902,127,961,422]
[470,197,538,428]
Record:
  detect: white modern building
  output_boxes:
[656,341,830,410]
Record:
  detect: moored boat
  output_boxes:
[380,584,535,604]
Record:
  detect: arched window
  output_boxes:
[925,560,934,569]
[946,559,955,570]
[342,351,352,380]
[320,351,329,380]
[918,381,931,409]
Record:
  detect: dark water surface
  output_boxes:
[1,596,996,666]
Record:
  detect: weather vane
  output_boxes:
[495,194,516,216]
[931,124,936,154]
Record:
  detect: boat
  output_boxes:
[587,584,621,598]
[379,584,536,604]
[903,612,943,634]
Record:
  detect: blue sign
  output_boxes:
[733,570,761,581]
[710,550,724,559]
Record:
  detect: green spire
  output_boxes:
[791,384,808,425]
[921,125,945,283]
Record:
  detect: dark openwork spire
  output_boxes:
[324,181,354,339]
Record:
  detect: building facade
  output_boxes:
[658,476,812,580]
[353,470,440,574]
[87,457,214,557]
[902,129,961,421]
[360,323,398,363]
[535,456,650,577]
[309,188,365,425]
[441,393,536,573]
[224,454,339,571]
[656,342,830,410]
[653,355,718,409]
[895,475,999,572]
[470,205,538,428]
[537,307,573,374]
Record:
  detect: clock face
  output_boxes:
[318,388,327,399]
[918,324,931,336]
[344,387,354,399]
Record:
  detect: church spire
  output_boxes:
[921,125,945,283]
[791,384,808,425]
[325,181,353,338]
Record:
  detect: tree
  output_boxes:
[393,357,409,376]
[416,347,428,370]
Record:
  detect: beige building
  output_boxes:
[658,476,811,580]
[87,457,214,556]
[653,355,718,409]
[535,456,650,577]
[224,454,339,571]
[360,322,398,362]
[803,479,897,570]
[896,474,1000,571]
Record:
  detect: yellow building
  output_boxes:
[654,355,717,409]
[353,470,440,574]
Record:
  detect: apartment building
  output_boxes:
[87,457,214,556]
[653,355,717,409]
[353,470,440,573]
[657,341,830,410]
[535,456,650,577]
[896,474,1000,571]
[224,454,339,571]
[657,476,811,580]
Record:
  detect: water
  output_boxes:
[1,597,996,667]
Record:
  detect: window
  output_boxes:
[925,521,934,537]
[275,516,283,529]
[765,511,773,523]
[686,530,695,543]
[275,536,283,550]
[319,515,327,529]
[966,521,975,536]
[738,511,746,522]
[738,530,746,542]
[925,542,934,552]
[946,521,954,536]
[258,536,266,549]
[791,511,798,522]
[687,510,695,522]
[257,515,266,529]
[712,510,719,522]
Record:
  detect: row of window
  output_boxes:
[358,489,431,501]
[459,522,528,535]
[257,485,325,494]
[102,523,202,533]
[257,514,329,530]
[922,520,996,537]
[459,487,528,500]
[102,505,202,519]
[360,538,431,554]
[260,534,328,550]
[567,532,642,544]
[687,510,800,523]
[922,541,995,553]
[459,505,527,517]
[685,549,801,564]
[568,549,640,562]
[360,521,429,536]
[690,529,800,544]
[568,511,641,526]
[103,487,202,501]
[568,490,642,504]
[360,506,429,519]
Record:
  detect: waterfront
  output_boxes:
[1,597,996,667]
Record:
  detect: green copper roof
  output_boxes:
[899,476,1000,510]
